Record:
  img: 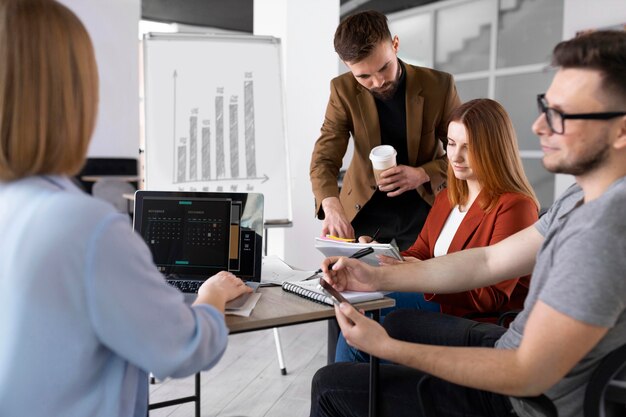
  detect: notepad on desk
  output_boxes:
[282,279,385,306]
[261,255,318,285]
[314,237,403,266]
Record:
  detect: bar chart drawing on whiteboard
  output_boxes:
[172,71,265,186]
[143,33,292,221]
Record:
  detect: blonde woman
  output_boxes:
[0,1,250,415]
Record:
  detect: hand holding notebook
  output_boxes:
[314,236,403,267]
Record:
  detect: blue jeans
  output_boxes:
[335,292,440,363]
[311,310,516,417]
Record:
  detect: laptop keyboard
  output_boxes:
[166,278,202,293]
[166,276,260,309]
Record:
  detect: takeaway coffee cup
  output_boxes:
[369,145,397,183]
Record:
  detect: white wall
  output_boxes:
[555,0,626,197]
[59,0,140,159]
[254,0,340,270]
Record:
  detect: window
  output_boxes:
[389,0,564,210]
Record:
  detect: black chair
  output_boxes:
[584,342,626,417]
[76,157,138,194]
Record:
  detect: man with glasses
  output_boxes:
[311,30,626,417]
[537,93,626,136]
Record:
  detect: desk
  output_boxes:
[227,286,392,332]
[80,175,140,183]
[148,287,394,417]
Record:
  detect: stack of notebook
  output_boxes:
[314,237,403,266]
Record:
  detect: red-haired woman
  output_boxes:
[336,98,539,362]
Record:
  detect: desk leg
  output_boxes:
[369,310,380,417]
[195,372,200,417]
[273,327,287,375]
[327,318,340,364]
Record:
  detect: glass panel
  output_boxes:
[497,0,563,68]
[454,78,489,102]
[435,0,494,73]
[495,70,555,150]
[389,13,433,67]
[522,158,554,209]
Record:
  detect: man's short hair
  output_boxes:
[552,30,626,105]
[0,0,98,181]
[334,10,392,63]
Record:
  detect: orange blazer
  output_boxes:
[402,189,538,317]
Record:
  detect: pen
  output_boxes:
[370,227,381,242]
[312,246,375,275]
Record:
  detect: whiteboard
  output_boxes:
[143,33,291,222]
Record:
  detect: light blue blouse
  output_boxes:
[0,176,229,417]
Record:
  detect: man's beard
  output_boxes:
[370,63,401,101]
[544,140,611,176]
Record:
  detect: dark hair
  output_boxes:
[447,99,538,212]
[552,30,626,106]
[334,10,392,63]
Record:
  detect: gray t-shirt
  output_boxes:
[496,177,626,417]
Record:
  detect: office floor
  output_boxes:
[149,320,327,417]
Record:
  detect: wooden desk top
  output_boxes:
[226,286,395,334]
[81,175,140,183]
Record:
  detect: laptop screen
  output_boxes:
[133,191,263,282]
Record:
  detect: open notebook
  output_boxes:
[282,278,385,306]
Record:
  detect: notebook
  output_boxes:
[282,278,385,306]
[314,237,403,266]
[133,191,264,308]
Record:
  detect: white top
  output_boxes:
[433,206,468,257]
[0,176,228,417]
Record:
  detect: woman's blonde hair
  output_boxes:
[447,98,539,212]
[0,0,98,181]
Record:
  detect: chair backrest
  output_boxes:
[584,343,626,417]
[92,178,136,214]
[77,157,138,194]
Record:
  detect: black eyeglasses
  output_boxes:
[537,94,626,135]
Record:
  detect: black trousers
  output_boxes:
[311,310,518,417]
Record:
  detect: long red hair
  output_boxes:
[446,99,538,212]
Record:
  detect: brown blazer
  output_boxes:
[310,62,461,221]
[403,189,539,317]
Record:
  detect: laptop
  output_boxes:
[133,190,263,308]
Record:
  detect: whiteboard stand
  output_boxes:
[264,219,293,375]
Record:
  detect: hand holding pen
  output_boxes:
[318,246,380,292]
[356,227,380,245]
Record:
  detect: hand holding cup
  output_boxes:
[369,145,397,185]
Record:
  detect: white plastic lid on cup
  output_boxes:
[369,145,397,169]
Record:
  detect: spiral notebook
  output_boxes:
[281,278,385,306]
